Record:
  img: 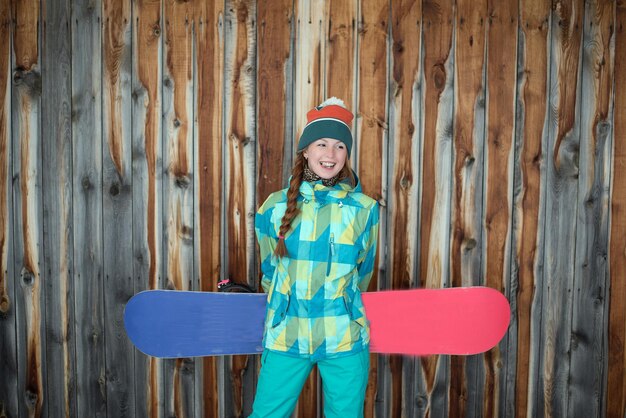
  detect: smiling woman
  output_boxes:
[303,138,348,180]
[251,98,379,417]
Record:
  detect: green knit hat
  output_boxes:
[297,97,354,157]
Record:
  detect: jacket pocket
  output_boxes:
[342,290,366,328]
[270,292,290,328]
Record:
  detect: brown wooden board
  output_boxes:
[162,0,197,415]
[12,0,45,415]
[132,0,165,416]
[257,0,293,205]
[484,0,519,416]
[224,1,258,416]
[452,0,488,415]
[388,0,421,416]
[513,0,551,416]
[194,0,225,416]
[420,0,455,416]
[356,1,389,417]
[0,0,16,416]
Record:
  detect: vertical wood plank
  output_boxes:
[539,0,584,415]
[452,0,487,415]
[132,0,164,416]
[71,0,106,415]
[356,1,388,417]
[163,0,196,415]
[356,0,388,206]
[293,2,326,415]
[294,0,325,139]
[326,0,357,124]
[224,1,257,417]
[12,0,45,415]
[257,0,293,204]
[255,2,293,416]
[420,1,455,416]
[388,0,421,416]
[567,0,614,416]
[514,0,551,416]
[102,0,135,415]
[608,1,626,416]
[194,0,224,416]
[0,1,16,416]
[484,0,519,416]
[41,0,76,415]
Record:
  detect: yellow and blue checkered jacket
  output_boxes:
[255,176,379,360]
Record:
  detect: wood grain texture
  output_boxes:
[420,0,455,416]
[257,0,292,204]
[356,1,388,417]
[567,0,613,416]
[0,1,16,416]
[163,0,196,415]
[452,0,487,415]
[608,1,626,416]
[194,0,224,416]
[2,1,626,417]
[539,0,584,416]
[133,0,164,416]
[388,1,421,416]
[12,0,45,415]
[102,0,135,415]
[71,0,106,415]
[41,0,76,415]
[224,1,257,416]
[484,0,519,416]
[326,0,357,123]
[514,0,551,416]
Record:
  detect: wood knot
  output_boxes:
[21,269,35,287]
[13,68,42,95]
[432,64,446,90]
[0,294,10,314]
[109,183,120,196]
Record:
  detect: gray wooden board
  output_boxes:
[71,0,106,415]
[102,3,135,415]
[41,0,76,414]
[567,0,613,415]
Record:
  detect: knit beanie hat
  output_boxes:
[297,97,354,157]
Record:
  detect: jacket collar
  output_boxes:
[297,171,362,202]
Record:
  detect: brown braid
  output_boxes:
[274,153,306,257]
[274,154,355,258]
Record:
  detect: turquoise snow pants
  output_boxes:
[249,349,370,418]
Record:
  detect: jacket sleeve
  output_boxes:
[356,202,379,292]
[255,201,277,293]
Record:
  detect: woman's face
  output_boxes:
[303,138,348,179]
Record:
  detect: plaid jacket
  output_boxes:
[255,176,379,360]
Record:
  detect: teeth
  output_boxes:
[321,162,335,168]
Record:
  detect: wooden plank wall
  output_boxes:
[1,0,625,417]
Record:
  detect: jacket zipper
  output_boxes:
[326,233,334,276]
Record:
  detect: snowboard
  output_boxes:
[124,287,510,358]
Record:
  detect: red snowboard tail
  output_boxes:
[363,287,510,355]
